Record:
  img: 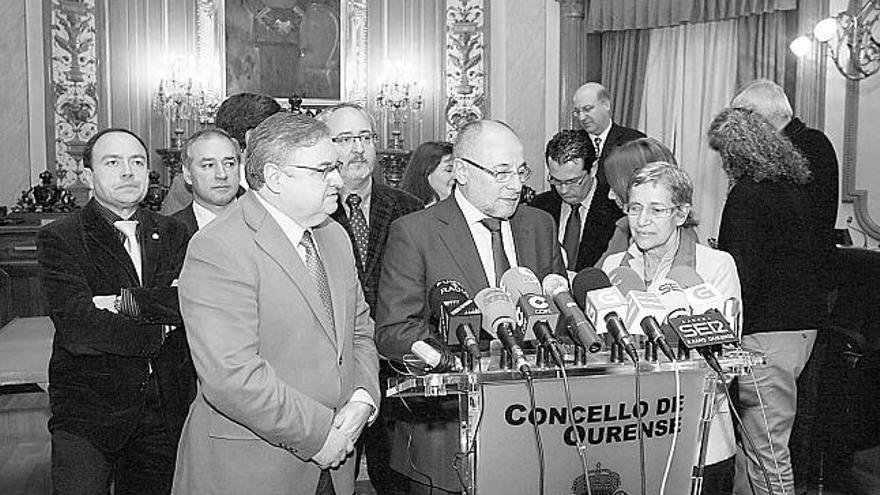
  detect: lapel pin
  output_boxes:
[152,232,160,240]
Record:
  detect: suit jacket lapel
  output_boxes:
[82,201,140,287]
[243,194,337,347]
[365,185,391,277]
[315,224,346,354]
[510,209,536,269]
[435,198,489,290]
[139,213,159,287]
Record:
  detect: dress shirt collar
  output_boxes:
[589,123,613,155]
[191,201,217,230]
[254,191,310,252]
[455,187,499,226]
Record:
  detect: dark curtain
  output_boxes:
[599,29,650,129]
[735,10,799,103]
[585,0,797,33]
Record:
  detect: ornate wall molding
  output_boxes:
[445,0,486,140]
[51,0,98,189]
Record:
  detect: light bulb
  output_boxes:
[814,17,838,43]
[790,36,812,57]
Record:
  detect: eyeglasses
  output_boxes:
[548,172,590,188]
[330,132,377,147]
[623,203,680,219]
[459,157,532,183]
[571,105,594,117]
[280,160,342,181]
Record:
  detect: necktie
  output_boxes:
[113,220,142,284]
[479,218,510,286]
[562,204,581,271]
[346,193,369,263]
[300,230,335,329]
[593,136,603,158]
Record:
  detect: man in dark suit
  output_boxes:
[532,130,624,271]
[376,120,566,494]
[572,82,646,189]
[161,93,281,215]
[37,128,195,494]
[318,102,423,494]
[172,128,242,235]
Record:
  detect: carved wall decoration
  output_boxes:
[445,0,485,140]
[51,0,98,189]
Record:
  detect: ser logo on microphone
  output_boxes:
[668,311,737,348]
[515,295,553,329]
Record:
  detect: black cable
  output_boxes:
[399,397,435,494]
[525,376,545,495]
[718,371,775,495]
[559,364,592,495]
[634,360,647,495]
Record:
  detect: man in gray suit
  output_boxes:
[376,120,565,494]
[172,113,380,495]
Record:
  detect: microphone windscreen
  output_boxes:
[541,273,569,298]
[428,279,469,319]
[473,288,517,333]
[500,267,542,298]
[572,267,612,306]
[607,266,646,295]
[667,266,705,289]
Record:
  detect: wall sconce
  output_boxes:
[790,0,880,81]
[375,68,424,150]
[152,58,221,149]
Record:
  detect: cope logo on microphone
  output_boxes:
[515,295,553,328]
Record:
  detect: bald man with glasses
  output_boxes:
[375,119,564,494]
[533,129,624,271]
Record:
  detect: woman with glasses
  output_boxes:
[597,137,690,266]
[400,141,455,206]
[600,161,741,494]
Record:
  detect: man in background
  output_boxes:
[317,102,423,494]
[532,129,623,271]
[172,128,241,235]
[172,113,379,495]
[571,82,646,188]
[38,128,193,494]
[160,93,281,215]
[376,119,564,494]
[731,78,840,495]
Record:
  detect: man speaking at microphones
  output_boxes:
[375,120,565,494]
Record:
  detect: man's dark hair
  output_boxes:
[544,129,596,172]
[82,128,149,169]
[215,93,283,149]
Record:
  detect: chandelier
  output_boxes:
[152,58,221,149]
[375,68,424,150]
[790,0,880,81]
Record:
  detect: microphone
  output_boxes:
[500,267,564,367]
[542,274,602,353]
[450,301,482,361]
[607,266,647,295]
[626,291,677,361]
[410,339,463,373]
[666,267,734,326]
[665,311,738,373]
[474,288,532,378]
[579,268,639,362]
[653,278,691,322]
[500,267,561,342]
[428,279,469,342]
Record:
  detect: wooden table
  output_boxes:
[0,317,53,388]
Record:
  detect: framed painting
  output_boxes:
[199,0,367,104]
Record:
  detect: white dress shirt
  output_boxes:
[454,189,518,287]
[191,201,218,231]
[589,123,613,157]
